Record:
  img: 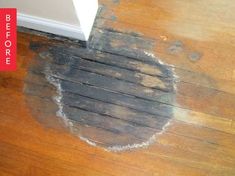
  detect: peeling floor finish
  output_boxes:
[24,29,176,150]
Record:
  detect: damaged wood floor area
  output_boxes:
[24,31,175,150]
[1,0,235,175]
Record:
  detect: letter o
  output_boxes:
[5,40,11,47]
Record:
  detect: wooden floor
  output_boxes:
[24,35,176,150]
[1,0,235,175]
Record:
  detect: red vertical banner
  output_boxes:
[0,8,17,71]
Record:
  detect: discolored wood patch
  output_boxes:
[24,28,176,151]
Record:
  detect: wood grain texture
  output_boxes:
[0,0,235,175]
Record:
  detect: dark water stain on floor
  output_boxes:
[188,51,202,62]
[23,27,176,151]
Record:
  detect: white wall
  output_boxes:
[73,0,99,40]
[0,0,98,41]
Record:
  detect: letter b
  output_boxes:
[6,14,11,22]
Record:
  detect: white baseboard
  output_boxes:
[17,13,87,41]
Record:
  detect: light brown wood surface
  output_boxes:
[0,0,235,175]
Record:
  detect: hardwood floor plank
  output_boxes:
[61,80,173,117]
[63,93,169,129]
